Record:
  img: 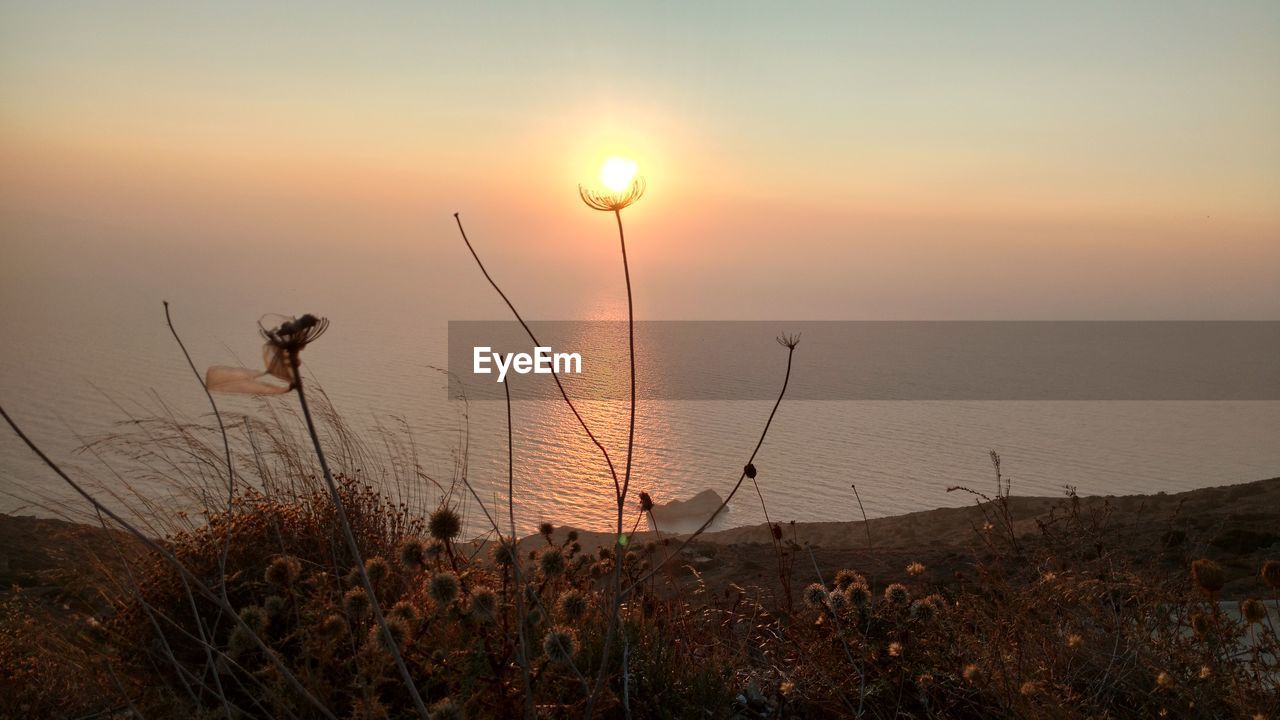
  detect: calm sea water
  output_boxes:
[3,289,1278,536]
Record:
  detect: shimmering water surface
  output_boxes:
[3,292,1277,536]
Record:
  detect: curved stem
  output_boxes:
[288,356,431,720]
[452,213,621,497]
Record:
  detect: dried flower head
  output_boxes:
[543,626,579,664]
[771,523,783,541]
[744,463,758,479]
[834,569,865,592]
[558,589,588,622]
[540,547,566,577]
[207,314,329,394]
[1240,597,1267,624]
[539,522,555,538]
[962,664,983,684]
[1191,559,1226,594]
[343,588,370,617]
[1156,671,1174,689]
[428,507,462,541]
[364,556,390,585]
[884,583,911,607]
[1261,560,1280,590]
[1066,633,1083,649]
[469,587,498,623]
[264,555,301,586]
[371,617,410,651]
[579,177,645,212]
[491,537,518,566]
[264,595,286,616]
[846,583,872,608]
[238,605,268,632]
[777,333,802,350]
[429,571,460,605]
[320,613,348,638]
[639,491,654,512]
[803,583,828,610]
[888,641,903,658]
[399,537,427,570]
[391,601,420,626]
[905,561,926,576]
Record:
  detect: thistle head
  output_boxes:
[540,547,566,577]
[639,491,654,512]
[429,571,461,605]
[1191,559,1226,594]
[399,537,427,570]
[884,583,911,607]
[557,589,588,622]
[428,506,462,541]
[1261,560,1280,590]
[543,626,579,664]
[834,569,865,592]
[261,314,329,355]
[802,583,828,610]
[343,588,370,617]
[364,556,390,585]
[491,537,518,566]
[469,587,498,623]
[776,332,801,350]
[264,555,301,586]
[1240,597,1267,624]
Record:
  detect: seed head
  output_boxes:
[834,569,865,592]
[639,491,654,512]
[469,588,498,623]
[1191,559,1226,594]
[744,463,757,479]
[491,538,518,566]
[343,588,370,617]
[429,571,460,605]
[238,605,268,632]
[264,555,301,586]
[540,547,566,577]
[428,507,462,541]
[845,583,872,608]
[1261,560,1280,590]
[802,583,828,610]
[539,522,555,538]
[263,595,286,616]
[371,617,410,651]
[884,583,910,607]
[771,523,783,541]
[1240,597,1267,624]
[543,626,579,664]
[558,589,588,622]
[1190,611,1212,636]
[905,561,926,576]
[364,556,390,585]
[399,537,427,570]
[391,600,420,626]
[962,664,983,684]
[320,613,348,637]
[579,177,645,212]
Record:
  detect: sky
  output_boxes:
[2,1,1278,321]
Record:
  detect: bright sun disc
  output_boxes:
[599,157,638,192]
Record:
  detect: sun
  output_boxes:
[599,156,638,193]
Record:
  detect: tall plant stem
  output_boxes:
[452,213,621,497]
[288,356,431,720]
[506,381,536,720]
[622,340,797,596]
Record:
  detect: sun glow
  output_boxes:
[599,156,638,192]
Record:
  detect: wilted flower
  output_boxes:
[429,507,462,541]
[429,571,460,605]
[207,314,329,394]
[884,583,910,607]
[1191,559,1226,594]
[543,626,579,664]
